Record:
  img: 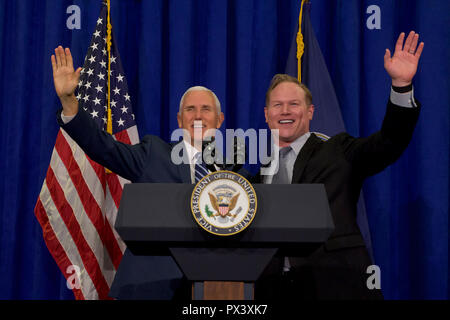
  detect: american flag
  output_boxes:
[34,3,138,300]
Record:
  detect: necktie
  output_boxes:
[271,146,292,184]
[194,152,210,183]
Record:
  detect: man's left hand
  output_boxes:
[384,31,424,87]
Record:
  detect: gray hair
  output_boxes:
[178,86,221,114]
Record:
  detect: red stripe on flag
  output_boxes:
[106,173,123,210]
[103,173,124,267]
[114,129,132,145]
[86,157,123,268]
[45,167,111,299]
[55,131,123,270]
[86,148,124,266]
[86,156,107,194]
[107,129,129,209]
[34,198,85,300]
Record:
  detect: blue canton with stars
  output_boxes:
[75,4,135,134]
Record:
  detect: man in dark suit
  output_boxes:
[50,46,240,299]
[255,31,424,299]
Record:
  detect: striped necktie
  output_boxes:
[194,152,210,183]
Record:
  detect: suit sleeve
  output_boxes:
[342,98,421,178]
[57,108,150,181]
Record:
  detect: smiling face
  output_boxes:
[177,90,224,146]
[264,81,314,147]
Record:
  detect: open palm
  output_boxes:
[51,46,82,98]
[384,31,424,87]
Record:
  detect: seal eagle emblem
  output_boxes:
[208,185,240,218]
[191,171,257,236]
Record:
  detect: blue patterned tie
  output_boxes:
[194,152,210,183]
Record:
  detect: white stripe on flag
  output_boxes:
[105,184,127,254]
[50,146,115,286]
[127,126,139,145]
[61,130,107,213]
[39,180,98,300]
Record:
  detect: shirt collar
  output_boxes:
[183,139,202,164]
[284,132,311,156]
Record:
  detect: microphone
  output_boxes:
[202,136,246,173]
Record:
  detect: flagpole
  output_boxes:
[296,0,307,83]
[106,0,112,173]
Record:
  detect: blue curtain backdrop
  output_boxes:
[0,0,448,299]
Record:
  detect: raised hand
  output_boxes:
[51,46,82,115]
[384,31,424,87]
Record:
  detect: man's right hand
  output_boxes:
[51,46,82,116]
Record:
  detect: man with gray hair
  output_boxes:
[51,46,236,299]
[177,86,224,145]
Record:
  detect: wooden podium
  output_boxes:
[115,183,334,300]
[193,281,250,300]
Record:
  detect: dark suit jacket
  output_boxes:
[254,99,420,299]
[58,108,248,299]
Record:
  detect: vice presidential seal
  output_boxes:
[191,171,257,236]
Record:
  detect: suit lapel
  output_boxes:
[179,163,191,184]
[173,141,192,184]
[291,133,322,183]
